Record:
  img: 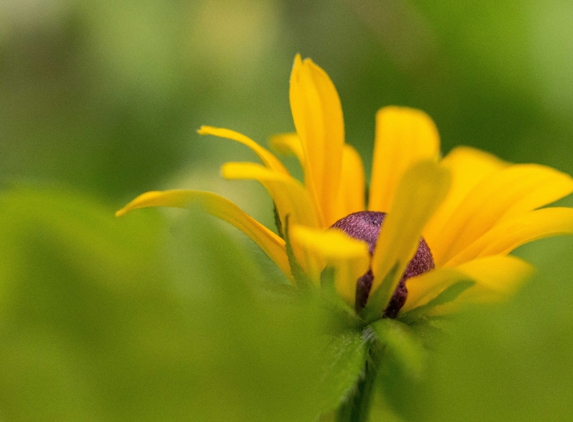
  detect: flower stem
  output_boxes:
[335,344,379,422]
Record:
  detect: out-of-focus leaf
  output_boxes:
[168,206,328,421]
[371,319,426,381]
[0,186,172,421]
[0,187,327,421]
[379,237,573,421]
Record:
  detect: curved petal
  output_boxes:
[497,165,573,220]
[269,132,305,164]
[369,160,451,311]
[368,106,441,213]
[290,225,370,305]
[404,255,534,313]
[401,267,470,313]
[115,190,290,277]
[424,146,508,254]
[198,126,289,175]
[334,144,366,222]
[454,255,535,303]
[433,163,573,266]
[221,162,321,228]
[445,207,573,267]
[290,54,344,227]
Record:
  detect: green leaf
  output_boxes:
[0,187,328,422]
[317,330,369,415]
[380,237,573,422]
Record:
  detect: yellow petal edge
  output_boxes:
[115,190,290,278]
[371,160,451,309]
[290,225,370,305]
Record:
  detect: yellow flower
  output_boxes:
[116,55,573,321]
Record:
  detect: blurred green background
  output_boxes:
[1,0,573,420]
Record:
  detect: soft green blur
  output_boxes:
[1,0,573,420]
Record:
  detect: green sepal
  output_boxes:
[359,263,399,324]
[398,279,475,324]
[283,215,312,289]
[273,202,284,239]
[320,267,363,328]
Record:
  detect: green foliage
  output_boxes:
[273,202,284,239]
[372,238,573,421]
[284,216,312,289]
[2,1,573,419]
[317,330,368,415]
[371,319,426,382]
[4,0,573,200]
[320,268,362,327]
[0,187,328,421]
[400,237,573,421]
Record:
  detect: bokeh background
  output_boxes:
[1,0,573,420]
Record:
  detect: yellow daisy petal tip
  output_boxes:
[115,208,127,217]
[368,106,441,212]
[197,125,222,136]
[197,125,215,135]
[455,256,536,304]
[114,191,167,218]
[289,52,345,226]
[114,190,197,218]
[376,105,438,126]
[293,53,302,67]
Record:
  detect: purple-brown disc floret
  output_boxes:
[330,211,434,318]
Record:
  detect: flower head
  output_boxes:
[117,55,573,322]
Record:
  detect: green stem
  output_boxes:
[335,343,380,422]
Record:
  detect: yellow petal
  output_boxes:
[401,267,470,313]
[268,135,364,227]
[269,132,305,164]
[404,255,534,313]
[445,207,573,267]
[221,162,321,228]
[334,144,366,222]
[497,165,573,220]
[454,255,535,303]
[370,160,451,308]
[424,146,508,258]
[115,190,290,277]
[290,225,370,305]
[433,163,573,266]
[290,54,344,226]
[368,106,441,213]
[198,126,289,175]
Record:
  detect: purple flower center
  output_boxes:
[330,211,434,318]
